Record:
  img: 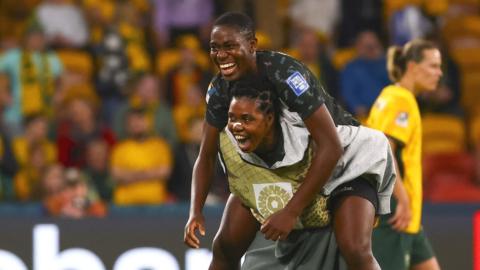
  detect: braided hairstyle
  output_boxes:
[230,75,281,120]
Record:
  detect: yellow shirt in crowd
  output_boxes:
[111,137,172,205]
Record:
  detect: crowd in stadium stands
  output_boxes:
[0,0,479,218]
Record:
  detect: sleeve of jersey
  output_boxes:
[279,65,325,120]
[368,98,412,145]
[205,80,229,129]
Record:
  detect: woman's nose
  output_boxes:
[232,121,243,131]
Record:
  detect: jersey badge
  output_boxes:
[395,112,409,128]
[286,71,310,96]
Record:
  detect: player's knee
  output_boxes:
[212,233,241,259]
[337,234,373,264]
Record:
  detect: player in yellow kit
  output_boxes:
[367,39,442,270]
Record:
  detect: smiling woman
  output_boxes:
[209,15,257,80]
[184,11,394,270]
[215,75,396,269]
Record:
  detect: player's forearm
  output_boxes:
[189,122,220,216]
[190,155,216,215]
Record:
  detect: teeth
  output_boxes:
[220,63,235,69]
[235,135,246,140]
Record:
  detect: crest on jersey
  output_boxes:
[286,71,310,96]
[395,112,409,127]
[253,182,293,219]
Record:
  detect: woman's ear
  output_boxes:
[249,38,258,53]
[266,112,274,126]
[406,60,417,73]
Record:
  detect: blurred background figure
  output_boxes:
[56,97,115,168]
[42,166,106,218]
[90,0,151,124]
[14,141,51,201]
[165,35,211,107]
[110,107,172,205]
[34,0,89,48]
[83,139,113,202]
[152,0,214,49]
[0,23,63,136]
[13,113,56,201]
[285,27,339,98]
[113,73,177,146]
[288,0,340,43]
[340,30,390,121]
[0,74,18,200]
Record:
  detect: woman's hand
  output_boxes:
[389,195,412,231]
[260,209,297,241]
[184,213,206,248]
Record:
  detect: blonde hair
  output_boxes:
[387,39,438,82]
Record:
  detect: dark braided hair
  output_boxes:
[213,12,256,41]
[230,75,281,120]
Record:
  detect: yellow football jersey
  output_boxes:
[367,84,422,234]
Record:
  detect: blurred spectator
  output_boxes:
[0,0,41,50]
[173,85,205,144]
[152,0,214,49]
[340,30,389,120]
[56,97,116,168]
[168,116,202,201]
[42,166,107,218]
[113,73,178,146]
[0,24,62,135]
[286,27,339,98]
[337,0,385,47]
[91,1,151,124]
[0,128,18,200]
[35,0,89,48]
[39,163,64,199]
[110,107,173,205]
[13,113,56,168]
[14,141,49,201]
[165,36,211,107]
[389,5,433,46]
[83,139,113,202]
[288,0,340,41]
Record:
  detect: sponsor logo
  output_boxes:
[0,224,211,270]
[395,112,409,128]
[253,182,293,218]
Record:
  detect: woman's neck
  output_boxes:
[397,76,416,95]
[259,123,279,152]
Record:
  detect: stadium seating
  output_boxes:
[423,152,479,202]
[422,114,467,155]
